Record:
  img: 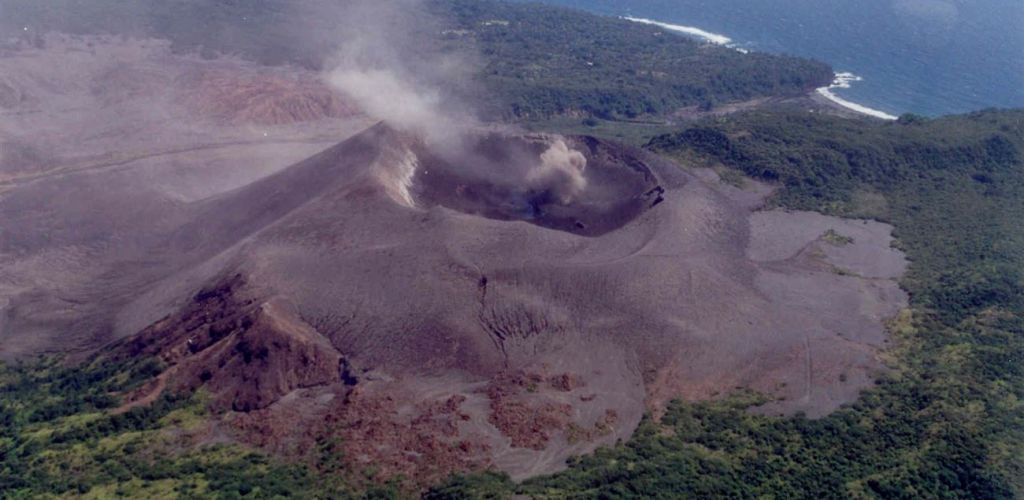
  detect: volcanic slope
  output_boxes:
[26,120,904,481]
[0,35,373,356]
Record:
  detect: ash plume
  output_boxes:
[529,139,588,204]
[322,0,474,145]
[320,0,591,202]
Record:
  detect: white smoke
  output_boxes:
[321,0,474,146]
[528,139,588,204]
[320,1,587,205]
[328,66,445,132]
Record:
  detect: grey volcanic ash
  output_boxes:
[0,77,907,480]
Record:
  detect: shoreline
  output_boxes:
[622,16,731,45]
[622,16,899,120]
[622,16,750,54]
[815,73,898,120]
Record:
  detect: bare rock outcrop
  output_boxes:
[117,274,348,411]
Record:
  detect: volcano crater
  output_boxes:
[409,133,665,236]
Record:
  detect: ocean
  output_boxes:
[527,0,1024,118]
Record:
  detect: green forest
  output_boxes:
[438,0,833,119]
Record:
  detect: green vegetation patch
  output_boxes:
[439,0,833,120]
[0,357,367,498]
[822,228,855,246]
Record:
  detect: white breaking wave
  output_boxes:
[623,16,730,44]
[623,16,897,120]
[622,16,738,47]
[816,72,898,120]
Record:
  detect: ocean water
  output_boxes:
[529,0,1024,117]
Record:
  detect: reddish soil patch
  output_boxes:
[184,69,359,125]
[328,389,489,484]
[114,274,348,412]
[227,383,492,490]
[485,371,575,450]
[549,372,585,392]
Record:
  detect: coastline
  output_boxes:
[622,16,731,45]
[622,16,899,120]
[815,73,898,120]
[622,16,750,54]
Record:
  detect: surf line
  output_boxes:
[622,16,749,53]
[623,15,897,121]
[816,72,898,120]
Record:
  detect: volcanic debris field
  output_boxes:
[0,35,907,485]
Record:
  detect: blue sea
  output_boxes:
[528,0,1024,117]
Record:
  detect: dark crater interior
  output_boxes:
[411,133,664,236]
